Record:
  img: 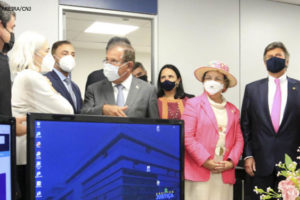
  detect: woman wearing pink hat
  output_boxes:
[182,61,244,200]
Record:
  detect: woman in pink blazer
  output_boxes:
[182,61,244,200]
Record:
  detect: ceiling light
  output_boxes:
[85,22,139,36]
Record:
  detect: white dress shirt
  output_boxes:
[112,74,133,105]
[268,73,288,125]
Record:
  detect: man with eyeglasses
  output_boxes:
[81,36,159,118]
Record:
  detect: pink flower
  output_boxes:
[278,179,299,200]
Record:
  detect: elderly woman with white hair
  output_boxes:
[9,31,73,198]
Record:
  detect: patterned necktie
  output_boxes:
[271,78,281,133]
[116,84,125,106]
[64,77,77,109]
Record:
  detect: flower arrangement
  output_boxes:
[254,147,300,200]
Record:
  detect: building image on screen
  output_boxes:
[0,124,11,200]
[33,121,181,200]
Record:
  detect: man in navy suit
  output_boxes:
[241,42,300,199]
[45,40,82,114]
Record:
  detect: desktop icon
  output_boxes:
[36,151,41,159]
[36,191,42,198]
[36,180,42,188]
[36,161,42,170]
[36,141,41,148]
[36,131,42,138]
[35,171,42,178]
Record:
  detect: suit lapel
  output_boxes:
[51,71,78,112]
[200,94,219,133]
[259,78,275,133]
[52,71,73,102]
[278,78,297,133]
[102,80,115,104]
[125,77,139,107]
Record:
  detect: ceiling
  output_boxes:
[64,11,152,53]
[270,0,300,5]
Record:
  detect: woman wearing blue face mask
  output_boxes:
[157,64,194,119]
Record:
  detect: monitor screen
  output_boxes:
[0,117,15,200]
[28,114,184,200]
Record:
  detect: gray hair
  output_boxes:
[106,36,135,63]
[0,1,16,28]
[263,41,289,61]
[9,31,47,74]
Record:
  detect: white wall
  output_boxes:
[8,0,300,108]
[240,0,300,100]
[73,48,151,96]
[9,0,59,46]
[158,0,240,106]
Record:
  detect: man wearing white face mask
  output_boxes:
[45,40,82,114]
[81,36,159,118]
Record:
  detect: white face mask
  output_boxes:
[103,62,127,82]
[58,55,76,73]
[40,53,55,74]
[204,80,224,95]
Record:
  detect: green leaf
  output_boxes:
[285,154,293,170]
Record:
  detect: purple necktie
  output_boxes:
[271,79,281,133]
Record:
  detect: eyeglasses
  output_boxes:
[103,59,124,66]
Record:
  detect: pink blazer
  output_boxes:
[182,93,244,184]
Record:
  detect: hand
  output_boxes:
[16,116,27,136]
[244,157,256,176]
[214,160,234,173]
[203,159,221,173]
[102,104,128,117]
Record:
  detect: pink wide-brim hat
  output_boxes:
[194,61,237,88]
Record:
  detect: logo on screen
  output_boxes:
[156,188,175,200]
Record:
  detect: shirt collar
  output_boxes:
[53,68,70,81]
[268,72,287,83]
[112,74,133,90]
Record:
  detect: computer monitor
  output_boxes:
[27,113,184,200]
[0,116,16,200]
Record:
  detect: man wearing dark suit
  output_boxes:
[0,3,26,199]
[45,40,82,114]
[241,41,300,199]
[81,37,159,118]
[85,69,106,91]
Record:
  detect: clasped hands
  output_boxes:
[203,159,234,173]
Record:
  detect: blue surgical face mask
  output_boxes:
[266,57,286,73]
[161,80,176,91]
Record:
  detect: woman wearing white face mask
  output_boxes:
[182,61,244,200]
[9,31,73,197]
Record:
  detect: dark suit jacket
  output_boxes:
[241,77,300,176]
[0,53,11,116]
[85,69,107,91]
[44,70,83,114]
[81,76,159,118]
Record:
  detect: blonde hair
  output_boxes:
[9,31,47,74]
